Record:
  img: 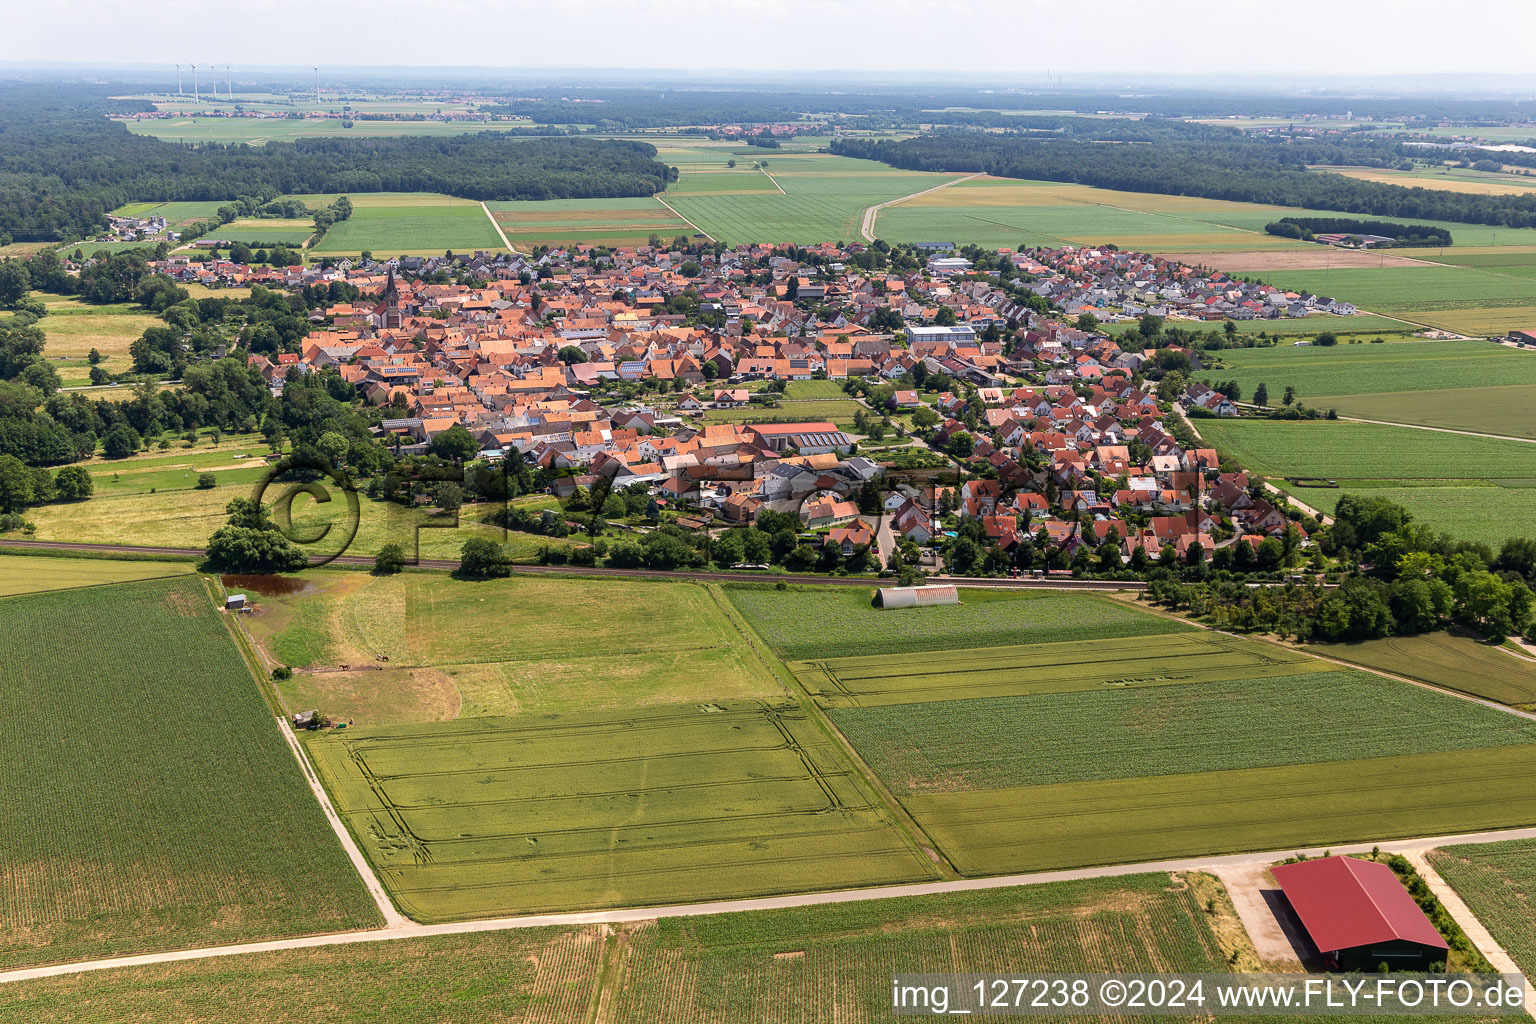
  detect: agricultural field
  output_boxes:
[0,576,379,969]
[1249,265,1536,331]
[1203,339,1536,401]
[1107,314,1411,337]
[244,572,785,723]
[307,699,936,920]
[1323,165,1536,196]
[207,218,316,245]
[308,193,505,256]
[726,584,1194,661]
[704,399,865,428]
[793,632,1324,709]
[1309,632,1536,707]
[0,872,1234,1024]
[487,196,688,249]
[0,552,192,597]
[1429,838,1536,980]
[832,669,1536,794]
[108,199,228,226]
[1314,385,1536,439]
[1194,418,1536,543]
[914,745,1536,875]
[10,294,161,366]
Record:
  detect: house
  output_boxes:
[712,388,750,408]
[1271,857,1449,971]
[824,519,874,556]
[802,497,860,528]
[746,422,853,455]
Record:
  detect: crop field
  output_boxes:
[792,632,1324,709]
[1327,166,1536,196]
[726,584,1195,661]
[307,700,936,920]
[1204,339,1536,401]
[1194,418,1536,480]
[15,294,161,365]
[912,745,1536,876]
[1279,479,1536,546]
[0,874,1235,1024]
[0,576,378,968]
[0,553,192,597]
[488,196,687,248]
[309,194,505,255]
[108,200,228,225]
[1404,305,1536,336]
[1310,632,1536,707]
[208,218,316,245]
[1251,266,1536,319]
[704,399,864,427]
[1312,385,1536,439]
[833,669,1536,794]
[1429,838,1536,980]
[246,573,784,722]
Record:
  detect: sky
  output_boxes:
[5,0,1536,80]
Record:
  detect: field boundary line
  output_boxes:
[760,167,787,194]
[654,195,714,242]
[1333,414,1536,443]
[10,823,1536,987]
[275,719,407,929]
[481,201,518,254]
[860,173,982,242]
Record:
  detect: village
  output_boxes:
[125,239,1321,575]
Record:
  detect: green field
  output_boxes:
[703,399,865,428]
[726,584,1195,661]
[1310,632,1536,707]
[1308,385,1536,439]
[914,745,1536,875]
[245,572,784,723]
[0,576,378,968]
[832,669,1536,795]
[307,700,935,921]
[488,196,687,249]
[0,873,1235,1024]
[208,218,316,245]
[1205,340,1536,400]
[782,379,850,399]
[794,633,1325,708]
[309,194,504,255]
[1252,265,1536,316]
[9,294,162,366]
[1196,418,1536,542]
[0,553,192,597]
[1429,838,1536,980]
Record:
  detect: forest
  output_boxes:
[0,86,673,244]
[831,124,1536,228]
[1264,217,1453,245]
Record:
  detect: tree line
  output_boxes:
[1264,217,1452,245]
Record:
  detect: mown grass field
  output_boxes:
[1315,385,1536,439]
[726,584,1195,661]
[833,669,1536,795]
[0,873,1235,1023]
[703,399,865,428]
[308,700,935,921]
[0,553,192,597]
[247,573,784,723]
[1204,339,1536,401]
[0,576,378,969]
[913,745,1536,876]
[1429,838,1536,980]
[208,218,316,245]
[309,194,504,255]
[16,294,161,365]
[1252,265,1536,320]
[1308,631,1536,707]
[488,196,687,249]
[793,632,1325,708]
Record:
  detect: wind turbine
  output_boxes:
[175,63,182,96]
[225,65,232,100]
[191,63,198,103]
[313,66,320,106]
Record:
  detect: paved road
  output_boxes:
[0,538,1146,591]
[6,823,1536,986]
[859,173,981,242]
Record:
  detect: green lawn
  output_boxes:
[0,576,379,969]
[703,399,864,427]
[726,584,1194,661]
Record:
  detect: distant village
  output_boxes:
[121,240,1331,572]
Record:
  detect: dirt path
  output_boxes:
[481,201,517,254]
[655,195,714,242]
[1211,864,1303,966]
[9,823,1536,986]
[275,718,405,928]
[760,168,787,194]
[860,173,982,242]
[1335,414,1536,443]
[1409,851,1536,1012]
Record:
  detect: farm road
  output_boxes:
[1335,414,1536,443]
[8,824,1536,986]
[860,173,982,242]
[481,201,517,254]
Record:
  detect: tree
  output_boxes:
[1314,331,1338,347]
[316,430,349,468]
[557,345,588,365]
[0,260,29,309]
[1074,312,1099,332]
[0,454,34,512]
[1253,382,1269,408]
[53,464,93,501]
[934,306,958,327]
[101,423,141,459]
[373,543,407,575]
[458,537,510,579]
[1282,385,1296,406]
[428,423,478,462]
[947,431,974,458]
[204,498,308,573]
[196,472,216,489]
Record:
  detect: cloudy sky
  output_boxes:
[5,0,1535,80]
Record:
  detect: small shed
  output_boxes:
[292,710,318,730]
[224,594,247,611]
[1271,856,1449,971]
[874,585,960,609]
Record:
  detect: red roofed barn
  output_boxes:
[1270,856,1449,971]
